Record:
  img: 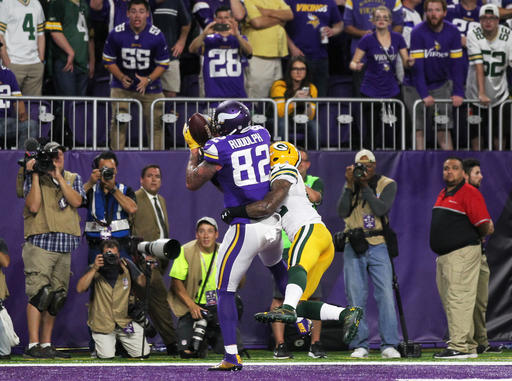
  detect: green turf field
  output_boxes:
[1,348,510,364]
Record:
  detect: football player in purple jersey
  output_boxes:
[184,100,288,371]
[189,6,252,98]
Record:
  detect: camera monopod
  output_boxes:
[389,256,422,357]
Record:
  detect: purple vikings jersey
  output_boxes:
[203,125,271,224]
[203,34,248,98]
[410,21,464,99]
[358,32,406,98]
[0,67,22,118]
[285,0,342,59]
[102,22,170,93]
[344,0,404,54]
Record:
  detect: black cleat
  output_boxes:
[273,343,293,359]
[340,306,363,344]
[254,306,297,324]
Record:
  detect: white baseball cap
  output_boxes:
[196,216,218,231]
[355,149,376,163]
[479,4,499,18]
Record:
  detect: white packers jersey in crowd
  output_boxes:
[0,0,45,64]
[270,163,323,240]
[466,24,512,107]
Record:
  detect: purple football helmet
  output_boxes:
[213,100,251,136]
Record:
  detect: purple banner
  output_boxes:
[1,150,511,349]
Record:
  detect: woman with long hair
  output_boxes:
[270,56,318,149]
[350,6,414,149]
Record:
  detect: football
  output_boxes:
[188,113,213,146]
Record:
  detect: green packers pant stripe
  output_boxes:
[289,224,314,267]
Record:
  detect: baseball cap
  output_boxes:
[196,216,218,231]
[44,141,66,152]
[355,149,376,163]
[479,4,499,18]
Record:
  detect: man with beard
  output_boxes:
[405,0,465,150]
[430,157,494,359]
[462,158,502,354]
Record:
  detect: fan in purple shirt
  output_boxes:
[350,6,413,149]
[191,0,246,28]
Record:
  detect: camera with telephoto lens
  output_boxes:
[136,238,181,261]
[353,162,367,179]
[189,308,218,355]
[100,166,115,181]
[128,300,157,338]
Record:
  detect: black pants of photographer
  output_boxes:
[147,268,178,354]
[177,312,244,357]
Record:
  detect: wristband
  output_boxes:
[110,187,117,195]
[228,205,250,219]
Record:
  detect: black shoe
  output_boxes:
[0,354,11,360]
[433,349,477,359]
[340,306,363,344]
[477,344,503,354]
[42,345,72,359]
[273,343,293,359]
[308,342,327,359]
[166,342,179,356]
[23,345,53,359]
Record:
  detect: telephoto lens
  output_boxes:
[190,318,208,352]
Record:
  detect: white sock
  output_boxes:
[225,344,238,355]
[320,304,344,321]
[282,284,303,309]
[28,342,39,349]
[40,343,51,348]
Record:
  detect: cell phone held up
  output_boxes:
[213,23,230,32]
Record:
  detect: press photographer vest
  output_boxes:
[168,240,219,318]
[344,175,394,246]
[0,269,8,300]
[88,261,132,334]
[24,171,81,238]
[85,183,131,238]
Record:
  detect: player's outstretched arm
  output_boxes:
[221,180,291,223]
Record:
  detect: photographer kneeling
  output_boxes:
[76,239,150,359]
[168,217,243,358]
[336,149,401,359]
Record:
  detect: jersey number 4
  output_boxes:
[232,145,270,187]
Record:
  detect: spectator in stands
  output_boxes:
[22,141,85,359]
[102,0,170,150]
[466,4,512,150]
[131,164,178,356]
[83,151,137,264]
[462,158,502,355]
[270,56,318,148]
[0,60,37,148]
[152,0,191,98]
[76,239,150,359]
[45,0,95,97]
[285,0,343,97]
[243,0,294,98]
[349,6,413,150]
[0,238,19,360]
[90,0,148,32]
[0,0,45,96]
[343,0,403,97]
[406,0,464,151]
[191,0,246,29]
[430,157,493,359]
[189,6,252,99]
[336,149,401,359]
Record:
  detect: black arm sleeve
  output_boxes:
[336,184,354,218]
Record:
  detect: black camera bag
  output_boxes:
[347,228,369,254]
[382,221,399,258]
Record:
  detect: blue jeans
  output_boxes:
[53,59,89,97]
[343,242,400,350]
[0,117,37,148]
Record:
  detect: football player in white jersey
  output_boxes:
[0,0,45,96]
[466,4,512,149]
[222,141,363,345]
